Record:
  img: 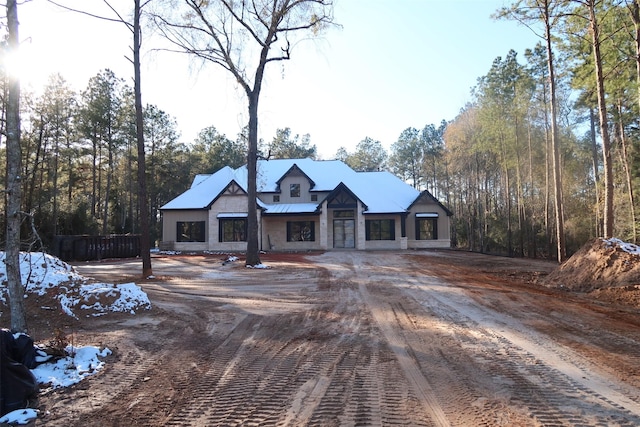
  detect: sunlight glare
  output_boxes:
[2,47,23,80]
[1,38,49,90]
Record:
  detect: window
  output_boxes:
[219,218,247,242]
[366,219,395,240]
[177,221,206,242]
[273,195,280,202]
[287,221,315,241]
[333,210,354,218]
[290,183,300,198]
[416,217,438,240]
[311,194,318,202]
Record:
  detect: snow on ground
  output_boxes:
[603,237,640,255]
[0,251,151,425]
[0,408,38,425]
[31,344,112,389]
[0,251,151,318]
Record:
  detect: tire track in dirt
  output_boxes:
[40,346,165,426]
[474,283,640,393]
[298,263,435,426]
[327,252,447,427]
[359,275,522,425]
[163,313,263,425]
[158,259,431,426]
[384,296,533,426]
[155,297,318,424]
[400,271,640,425]
[340,250,640,426]
[358,281,449,427]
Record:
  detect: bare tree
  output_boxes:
[152,0,334,266]
[5,0,27,332]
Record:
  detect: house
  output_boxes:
[159,158,452,252]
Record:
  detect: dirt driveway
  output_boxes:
[35,250,640,426]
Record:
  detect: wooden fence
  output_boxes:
[53,235,141,262]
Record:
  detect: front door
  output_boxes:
[333,219,355,248]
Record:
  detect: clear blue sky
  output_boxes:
[18,0,540,158]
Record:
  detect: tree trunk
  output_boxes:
[245,92,261,266]
[52,132,60,236]
[589,0,615,238]
[632,1,640,111]
[526,121,537,258]
[25,120,44,216]
[589,107,601,236]
[616,101,636,242]
[545,2,566,262]
[92,134,98,219]
[6,0,27,333]
[102,145,113,235]
[514,115,525,257]
[500,134,513,257]
[134,0,153,277]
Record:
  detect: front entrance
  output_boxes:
[333,219,355,248]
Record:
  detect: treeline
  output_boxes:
[444,0,640,259]
[338,1,640,259]
[0,69,322,249]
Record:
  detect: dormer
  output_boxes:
[275,164,316,191]
[272,164,317,204]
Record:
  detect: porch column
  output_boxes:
[356,202,366,250]
[319,201,328,250]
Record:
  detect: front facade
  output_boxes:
[160,158,452,252]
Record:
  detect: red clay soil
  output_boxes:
[542,238,640,307]
[6,247,640,426]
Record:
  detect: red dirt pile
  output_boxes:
[543,238,640,308]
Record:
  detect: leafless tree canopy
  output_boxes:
[151,0,334,94]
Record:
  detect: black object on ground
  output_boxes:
[0,329,39,416]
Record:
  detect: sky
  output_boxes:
[15,0,542,159]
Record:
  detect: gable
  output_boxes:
[274,163,316,193]
[223,181,245,196]
[203,180,248,210]
[160,166,242,210]
[325,183,361,209]
[409,190,453,216]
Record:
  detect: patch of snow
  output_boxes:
[57,292,79,317]
[247,264,270,269]
[164,250,183,255]
[32,345,112,389]
[75,282,151,317]
[0,252,84,304]
[603,238,640,255]
[0,408,38,425]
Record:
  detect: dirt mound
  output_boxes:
[543,238,640,293]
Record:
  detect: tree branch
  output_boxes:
[46,0,133,32]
